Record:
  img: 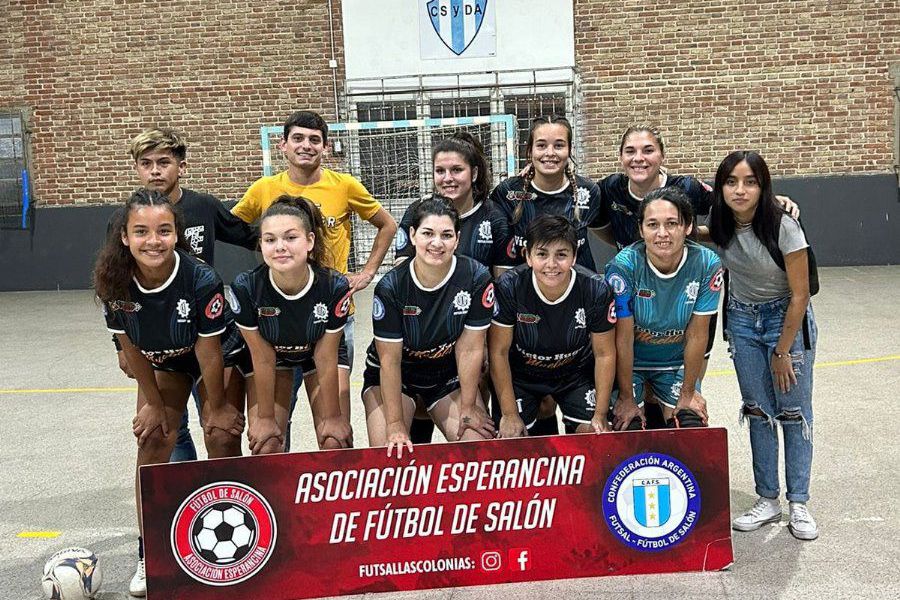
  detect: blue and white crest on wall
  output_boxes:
[426,0,489,56]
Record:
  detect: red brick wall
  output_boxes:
[0,0,346,206]
[574,0,900,179]
[2,1,897,206]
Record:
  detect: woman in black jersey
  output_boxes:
[489,215,617,437]
[230,197,354,454]
[363,198,497,458]
[396,131,511,275]
[490,115,605,272]
[93,189,246,588]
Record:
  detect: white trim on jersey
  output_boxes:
[235,323,259,331]
[531,180,571,195]
[463,323,490,331]
[459,201,482,219]
[325,325,347,334]
[628,171,668,202]
[646,247,689,280]
[133,250,180,294]
[107,327,126,334]
[490,320,515,328]
[409,255,457,292]
[373,335,404,343]
[532,268,577,305]
[197,326,227,338]
[693,309,718,315]
[269,264,315,301]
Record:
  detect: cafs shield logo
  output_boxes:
[427,0,488,56]
[632,478,671,528]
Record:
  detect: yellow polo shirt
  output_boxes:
[232,169,381,275]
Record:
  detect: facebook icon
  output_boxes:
[508,548,531,571]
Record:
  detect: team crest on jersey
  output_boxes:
[109,300,142,313]
[607,274,627,295]
[710,268,724,292]
[170,481,277,586]
[335,290,353,318]
[602,453,701,552]
[516,313,540,324]
[176,298,191,320]
[574,187,591,209]
[394,229,409,251]
[426,0,489,56]
[585,388,596,409]
[637,289,655,299]
[574,307,586,329]
[258,307,281,318]
[403,305,422,316]
[224,287,240,315]
[506,190,536,203]
[481,283,495,309]
[685,281,700,302]
[184,225,205,255]
[205,293,224,320]
[477,220,492,243]
[452,290,472,315]
[372,297,385,321]
[506,237,517,259]
[312,302,328,324]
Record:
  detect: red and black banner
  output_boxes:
[141,428,733,599]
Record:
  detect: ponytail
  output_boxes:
[262,195,332,268]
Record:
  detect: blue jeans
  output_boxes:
[725,296,816,503]
[169,387,202,462]
[286,316,355,452]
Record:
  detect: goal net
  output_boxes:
[259,114,517,272]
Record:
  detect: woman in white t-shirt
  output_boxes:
[708,151,818,541]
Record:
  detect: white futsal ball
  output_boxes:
[41,547,102,599]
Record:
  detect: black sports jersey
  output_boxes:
[229,264,351,362]
[492,263,616,380]
[490,174,604,271]
[367,256,494,385]
[177,188,258,265]
[394,199,512,270]
[597,173,713,249]
[104,249,234,364]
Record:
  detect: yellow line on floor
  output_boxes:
[0,354,897,393]
[705,354,900,377]
[17,531,61,538]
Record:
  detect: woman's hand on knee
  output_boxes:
[316,416,353,450]
[133,404,169,448]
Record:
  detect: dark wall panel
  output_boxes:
[1,174,897,292]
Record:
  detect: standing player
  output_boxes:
[489,215,617,437]
[114,128,258,463]
[231,110,397,449]
[394,131,511,443]
[230,197,353,454]
[363,198,496,457]
[604,188,722,431]
[93,189,245,596]
[709,151,818,540]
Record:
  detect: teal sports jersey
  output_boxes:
[605,240,723,369]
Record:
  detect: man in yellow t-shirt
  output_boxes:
[232,110,397,450]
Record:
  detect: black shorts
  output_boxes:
[152,342,244,385]
[362,362,460,411]
[512,368,595,430]
[235,336,350,377]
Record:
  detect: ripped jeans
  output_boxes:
[725,296,816,503]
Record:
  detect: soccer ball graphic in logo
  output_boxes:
[41,547,102,599]
[192,502,257,565]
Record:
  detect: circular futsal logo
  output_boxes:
[171,482,277,586]
[602,453,701,552]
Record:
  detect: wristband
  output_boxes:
[773,350,789,359]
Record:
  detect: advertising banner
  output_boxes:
[141,428,733,599]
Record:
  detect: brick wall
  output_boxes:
[1,1,898,207]
[0,0,346,206]
[574,0,900,179]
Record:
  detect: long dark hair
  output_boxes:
[709,150,782,249]
[515,115,580,224]
[93,189,187,302]
[260,195,331,267]
[432,130,490,204]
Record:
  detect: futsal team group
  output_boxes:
[93,111,819,595]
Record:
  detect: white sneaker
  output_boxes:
[732,496,782,531]
[788,502,819,540]
[129,558,146,597]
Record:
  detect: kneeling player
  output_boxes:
[230,197,353,454]
[93,189,245,595]
[363,197,496,458]
[604,187,722,430]
[489,215,616,437]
